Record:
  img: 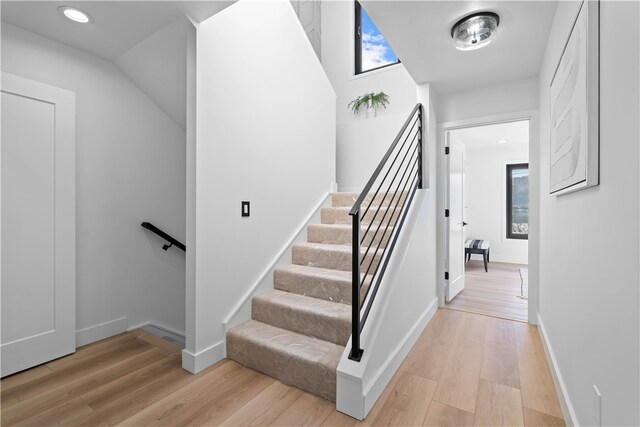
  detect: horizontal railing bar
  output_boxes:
[360,134,420,242]
[361,118,420,220]
[360,140,420,265]
[360,173,420,330]
[365,162,416,302]
[349,104,422,216]
[359,160,419,294]
[359,158,419,298]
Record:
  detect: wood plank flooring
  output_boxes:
[446,261,528,322]
[1,310,564,426]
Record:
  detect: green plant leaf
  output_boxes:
[348,92,390,115]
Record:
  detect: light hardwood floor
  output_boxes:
[1,309,564,426]
[446,261,529,322]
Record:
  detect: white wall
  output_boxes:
[536,2,639,426]
[186,0,336,372]
[1,24,187,340]
[321,1,417,192]
[115,19,191,131]
[465,143,529,264]
[437,77,539,124]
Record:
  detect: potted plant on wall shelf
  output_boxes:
[348,92,390,118]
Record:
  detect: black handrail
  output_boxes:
[141,222,186,252]
[348,103,423,361]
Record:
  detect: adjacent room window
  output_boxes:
[506,163,529,239]
[354,1,400,75]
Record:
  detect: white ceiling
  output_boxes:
[360,1,558,93]
[450,119,529,149]
[1,1,233,61]
[1,1,235,130]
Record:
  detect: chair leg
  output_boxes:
[483,252,488,272]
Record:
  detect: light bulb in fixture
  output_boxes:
[451,12,499,51]
[498,139,508,144]
[58,6,93,23]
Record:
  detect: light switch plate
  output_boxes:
[241,201,250,217]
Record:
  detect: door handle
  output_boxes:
[463,221,468,226]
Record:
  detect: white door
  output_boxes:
[1,73,76,377]
[446,136,466,302]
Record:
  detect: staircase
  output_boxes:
[226,192,399,401]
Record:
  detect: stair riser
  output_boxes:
[307,225,391,248]
[292,245,381,273]
[273,268,371,305]
[227,334,338,401]
[252,298,350,346]
[321,206,402,226]
[331,192,408,208]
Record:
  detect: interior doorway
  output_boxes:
[444,119,530,322]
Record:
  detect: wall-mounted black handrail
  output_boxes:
[141,222,186,252]
[348,103,423,361]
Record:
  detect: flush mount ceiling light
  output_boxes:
[451,12,499,51]
[498,139,508,143]
[58,6,93,23]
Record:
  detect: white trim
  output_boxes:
[537,314,578,427]
[336,298,438,420]
[223,192,331,328]
[76,317,127,347]
[181,340,225,374]
[437,109,539,324]
[362,298,438,416]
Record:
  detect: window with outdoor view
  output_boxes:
[354,1,400,75]
[507,163,529,239]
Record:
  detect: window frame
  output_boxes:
[506,162,529,240]
[354,1,401,75]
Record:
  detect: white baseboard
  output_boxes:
[337,298,438,420]
[76,317,127,347]
[362,298,438,417]
[537,314,578,426]
[182,340,225,374]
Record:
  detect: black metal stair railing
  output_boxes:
[141,222,186,252]
[348,103,423,361]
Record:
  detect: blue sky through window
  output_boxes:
[360,6,398,71]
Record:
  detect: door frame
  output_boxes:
[437,109,539,324]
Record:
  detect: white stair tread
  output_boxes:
[275,264,352,281]
[255,289,350,319]
[253,289,350,345]
[228,320,344,363]
[227,320,344,401]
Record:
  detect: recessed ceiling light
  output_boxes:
[451,12,500,51]
[498,139,508,144]
[58,6,93,24]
